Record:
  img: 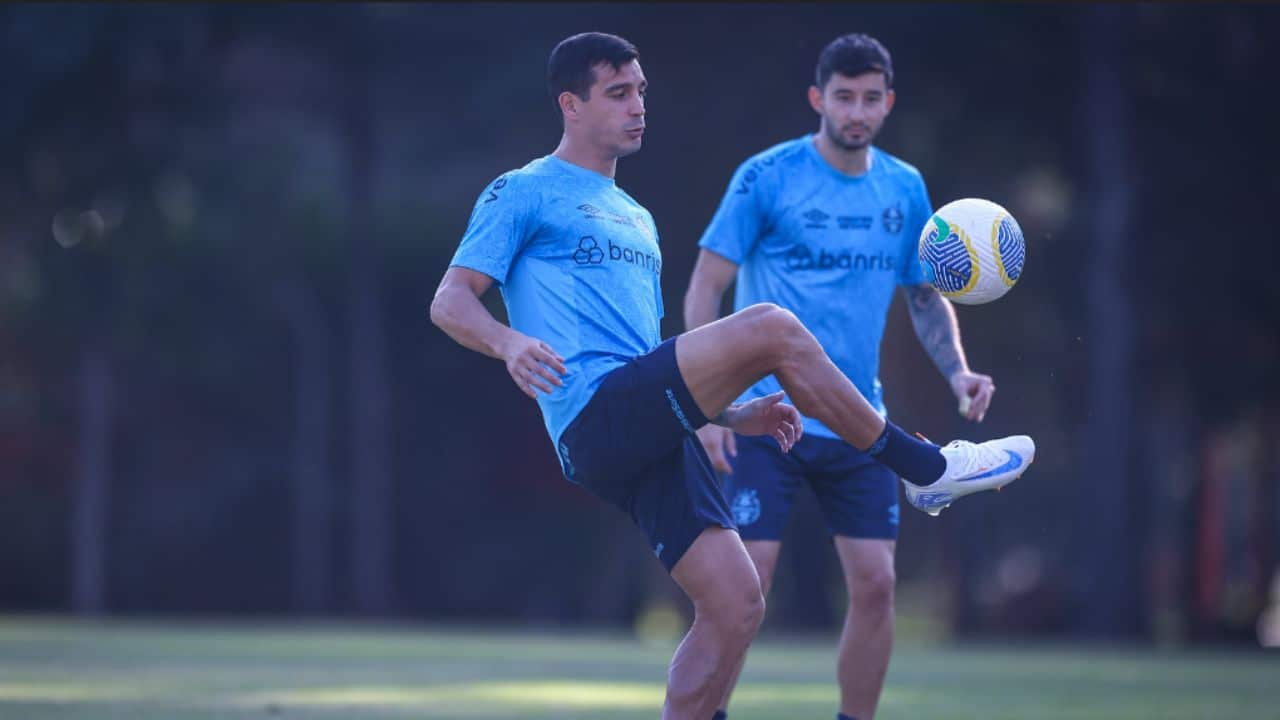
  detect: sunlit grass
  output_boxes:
[0,617,1275,719]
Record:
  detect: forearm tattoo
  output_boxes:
[905,284,966,378]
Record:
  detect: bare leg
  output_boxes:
[664,527,766,720]
[676,304,885,451]
[834,537,896,720]
[715,540,781,714]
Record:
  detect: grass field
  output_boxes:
[0,617,1276,719]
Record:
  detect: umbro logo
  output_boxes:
[803,208,830,228]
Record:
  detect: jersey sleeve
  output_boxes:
[897,174,932,287]
[449,173,536,285]
[697,158,773,264]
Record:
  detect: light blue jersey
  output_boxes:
[450,155,664,452]
[698,135,932,439]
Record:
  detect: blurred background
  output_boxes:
[2,2,1279,654]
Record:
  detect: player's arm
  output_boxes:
[683,249,739,331]
[901,282,994,421]
[431,266,567,400]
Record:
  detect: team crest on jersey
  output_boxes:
[882,203,904,234]
[731,489,762,526]
[634,214,654,242]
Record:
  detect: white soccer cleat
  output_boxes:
[901,435,1035,516]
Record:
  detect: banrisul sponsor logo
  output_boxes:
[573,235,661,275]
[784,244,897,272]
[608,238,661,274]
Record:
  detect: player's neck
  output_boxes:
[812,132,871,177]
[552,135,618,179]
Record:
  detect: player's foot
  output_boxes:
[901,435,1035,516]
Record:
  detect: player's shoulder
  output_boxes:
[740,136,811,172]
[872,147,926,187]
[472,157,555,209]
[727,136,810,197]
[484,156,552,190]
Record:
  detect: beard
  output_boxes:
[824,117,877,151]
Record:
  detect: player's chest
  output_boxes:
[762,185,907,275]
[548,197,661,274]
[773,182,905,242]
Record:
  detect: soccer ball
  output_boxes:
[918,198,1026,305]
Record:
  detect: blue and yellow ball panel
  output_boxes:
[919,217,978,297]
[994,214,1025,286]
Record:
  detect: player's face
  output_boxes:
[810,71,895,151]
[578,60,647,158]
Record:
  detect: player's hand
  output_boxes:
[949,369,995,422]
[696,424,737,474]
[721,391,802,453]
[499,332,567,399]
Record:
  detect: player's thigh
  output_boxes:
[671,526,762,616]
[674,303,806,419]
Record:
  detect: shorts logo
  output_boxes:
[731,489,762,526]
[558,442,576,479]
[664,388,695,433]
[573,236,604,264]
[888,502,899,527]
[653,542,665,559]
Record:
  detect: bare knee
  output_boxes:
[698,578,765,644]
[726,581,766,640]
[738,303,818,368]
[848,565,896,617]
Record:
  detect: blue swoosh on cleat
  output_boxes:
[960,451,1023,482]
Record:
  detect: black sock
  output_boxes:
[866,420,945,485]
[712,712,727,720]
[837,714,858,720]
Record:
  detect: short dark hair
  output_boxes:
[815,33,893,90]
[547,32,639,108]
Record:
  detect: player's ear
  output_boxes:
[807,85,823,115]
[558,91,580,121]
[884,88,896,114]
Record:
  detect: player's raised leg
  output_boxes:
[675,303,1035,501]
[664,527,766,720]
[833,537,896,720]
[678,303,885,450]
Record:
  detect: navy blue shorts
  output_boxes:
[723,432,899,541]
[557,337,738,572]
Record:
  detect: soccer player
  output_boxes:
[685,34,1010,720]
[431,32,1034,720]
